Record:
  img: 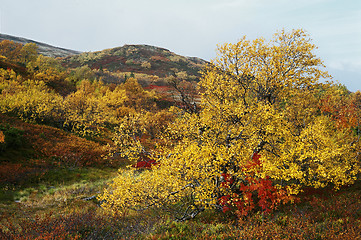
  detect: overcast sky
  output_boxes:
[0,0,360,91]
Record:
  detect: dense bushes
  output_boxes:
[0,124,24,152]
[0,65,166,138]
[0,76,63,124]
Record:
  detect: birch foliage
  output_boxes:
[99,30,361,216]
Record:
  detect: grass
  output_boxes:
[1,114,361,239]
[2,181,361,239]
[144,183,361,240]
[0,167,117,203]
[2,176,361,239]
[0,113,120,203]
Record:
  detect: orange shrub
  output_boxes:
[0,130,4,143]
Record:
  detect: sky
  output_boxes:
[0,0,360,91]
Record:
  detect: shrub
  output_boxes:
[0,124,24,151]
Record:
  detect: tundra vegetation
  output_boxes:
[1,29,361,239]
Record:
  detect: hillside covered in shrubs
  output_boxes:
[1,31,361,239]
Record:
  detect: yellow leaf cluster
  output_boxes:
[0,73,63,123]
[97,30,361,214]
[62,80,128,136]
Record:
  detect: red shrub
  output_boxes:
[218,152,292,217]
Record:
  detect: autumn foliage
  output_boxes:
[218,152,291,217]
[99,29,361,219]
[1,30,361,240]
[0,131,4,143]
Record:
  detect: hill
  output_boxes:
[0,33,80,58]
[62,44,208,79]
[0,34,208,83]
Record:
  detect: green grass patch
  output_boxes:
[0,167,117,204]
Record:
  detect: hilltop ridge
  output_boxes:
[0,34,208,81]
[62,44,208,78]
[0,33,80,58]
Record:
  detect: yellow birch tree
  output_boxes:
[99,29,361,219]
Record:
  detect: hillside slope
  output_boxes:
[0,33,80,58]
[62,44,208,79]
[0,113,110,186]
[0,34,208,81]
